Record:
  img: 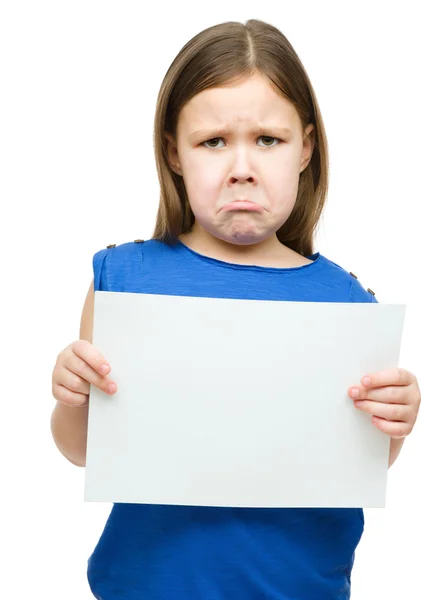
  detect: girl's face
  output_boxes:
[165,72,315,250]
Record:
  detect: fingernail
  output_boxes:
[363,376,371,386]
[107,383,117,394]
[100,364,110,374]
[351,388,359,398]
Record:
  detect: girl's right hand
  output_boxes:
[52,340,118,407]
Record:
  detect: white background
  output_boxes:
[1,1,420,598]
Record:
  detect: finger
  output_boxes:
[70,340,113,377]
[360,368,414,390]
[356,385,408,404]
[53,382,89,407]
[66,352,117,395]
[371,416,411,438]
[61,366,91,395]
[354,399,411,422]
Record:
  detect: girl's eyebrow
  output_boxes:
[188,125,292,142]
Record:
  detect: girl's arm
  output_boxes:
[389,437,405,468]
[50,280,95,467]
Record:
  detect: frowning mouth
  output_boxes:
[220,200,264,213]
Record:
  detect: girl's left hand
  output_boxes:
[348,368,421,439]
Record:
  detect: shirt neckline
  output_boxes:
[174,240,323,273]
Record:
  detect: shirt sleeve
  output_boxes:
[349,276,379,303]
[92,248,110,292]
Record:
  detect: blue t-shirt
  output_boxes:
[87,238,378,599]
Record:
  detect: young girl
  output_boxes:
[51,18,420,599]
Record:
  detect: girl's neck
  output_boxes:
[178,229,309,268]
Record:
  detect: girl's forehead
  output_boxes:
[186,76,290,109]
[173,72,304,140]
[178,88,299,137]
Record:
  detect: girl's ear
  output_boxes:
[164,132,182,175]
[300,124,315,172]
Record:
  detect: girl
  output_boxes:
[51,18,420,599]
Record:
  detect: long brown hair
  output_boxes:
[152,19,329,257]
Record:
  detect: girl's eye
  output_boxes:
[202,136,281,149]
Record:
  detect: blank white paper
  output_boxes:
[84,292,406,508]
